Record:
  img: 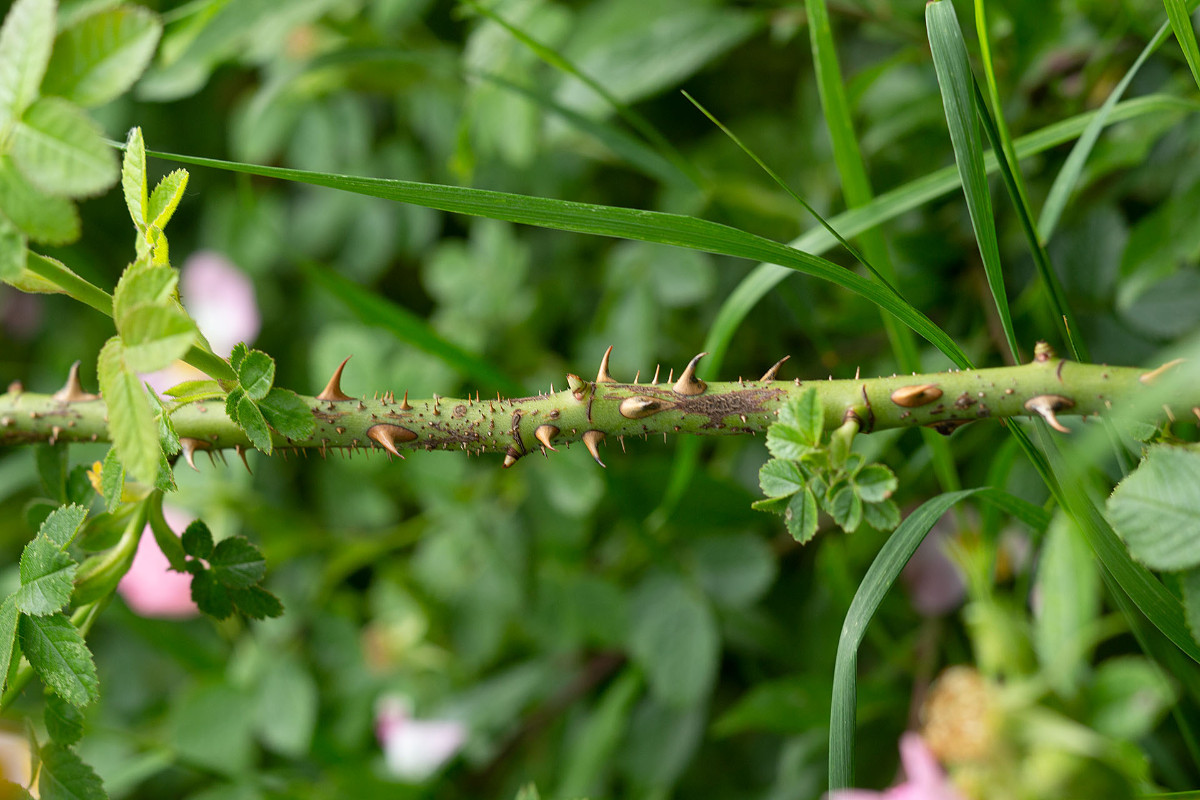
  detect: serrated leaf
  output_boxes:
[42,5,161,108]
[236,348,274,401]
[751,495,790,515]
[209,537,265,588]
[785,488,819,544]
[44,693,85,746]
[0,0,55,126]
[863,499,901,531]
[16,538,76,616]
[0,596,18,685]
[100,448,123,512]
[758,458,805,498]
[259,388,315,441]
[190,569,233,620]
[98,336,160,484]
[230,585,283,620]
[120,304,196,373]
[0,211,26,282]
[18,612,99,706]
[853,463,898,503]
[120,127,147,230]
[181,520,213,560]
[765,423,809,461]
[829,486,863,533]
[230,342,248,373]
[235,394,272,453]
[224,385,244,420]
[781,388,823,446]
[112,259,173,325]
[147,169,187,231]
[163,379,221,401]
[38,742,106,800]
[39,504,87,549]
[10,97,118,197]
[1107,446,1200,571]
[0,156,80,244]
[147,389,180,455]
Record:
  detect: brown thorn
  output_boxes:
[49,425,62,445]
[667,368,674,383]
[582,430,606,467]
[1024,394,1074,433]
[652,365,661,384]
[760,355,790,382]
[619,435,626,453]
[179,437,209,471]
[316,356,354,401]
[535,424,559,452]
[1139,358,1186,385]
[502,446,522,469]
[890,384,943,408]
[633,370,640,385]
[235,445,252,474]
[672,352,708,396]
[596,345,617,383]
[53,360,99,403]
[400,391,413,411]
[366,423,417,458]
[620,396,664,419]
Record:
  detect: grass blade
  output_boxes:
[927,0,1019,362]
[828,489,981,790]
[973,0,1086,361]
[1165,0,1200,91]
[139,144,971,368]
[299,262,524,396]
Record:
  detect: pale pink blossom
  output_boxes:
[375,695,467,782]
[0,728,33,791]
[902,525,966,617]
[827,733,965,800]
[143,251,260,394]
[118,506,198,619]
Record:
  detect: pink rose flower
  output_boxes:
[901,524,966,617]
[375,695,467,782]
[118,505,199,619]
[827,733,965,800]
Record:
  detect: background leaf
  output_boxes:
[10,97,118,197]
[41,5,162,108]
[0,0,54,126]
[1107,446,1200,571]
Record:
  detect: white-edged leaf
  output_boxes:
[148,168,188,231]
[10,97,118,197]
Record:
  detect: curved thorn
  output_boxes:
[535,424,559,452]
[235,445,252,474]
[316,356,354,401]
[596,345,617,383]
[179,437,208,471]
[673,352,708,396]
[582,430,606,467]
[1024,394,1074,433]
[502,446,522,469]
[1139,358,1186,385]
[53,360,99,403]
[366,423,417,458]
[760,355,790,382]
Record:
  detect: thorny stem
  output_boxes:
[1,348,1195,467]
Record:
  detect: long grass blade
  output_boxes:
[927,0,1019,362]
[1165,0,1200,91]
[973,0,1086,361]
[299,262,525,396]
[829,489,981,790]
[138,145,971,368]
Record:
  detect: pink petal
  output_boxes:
[375,695,467,782]
[0,729,32,788]
[118,506,199,619]
[901,528,965,617]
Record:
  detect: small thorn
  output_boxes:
[760,356,790,382]
[854,365,861,380]
[633,370,640,384]
[667,368,674,383]
[180,437,208,471]
[1025,394,1074,433]
[619,435,626,453]
[235,445,252,474]
[652,365,661,384]
[7,380,23,396]
[597,345,617,383]
[317,356,354,401]
[1034,341,1055,363]
[502,446,522,469]
[535,424,559,452]
[366,423,417,458]
[49,425,62,445]
[672,352,708,396]
[53,361,99,403]
[582,430,606,467]
[1140,358,1186,385]
[400,391,413,411]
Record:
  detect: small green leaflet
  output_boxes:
[38,742,106,800]
[18,612,99,707]
[98,336,160,484]
[787,488,819,543]
[1107,446,1200,571]
[180,521,283,621]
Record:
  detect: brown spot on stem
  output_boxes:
[620,396,666,419]
[926,419,972,436]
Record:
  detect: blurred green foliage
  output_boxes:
[3,0,1200,798]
